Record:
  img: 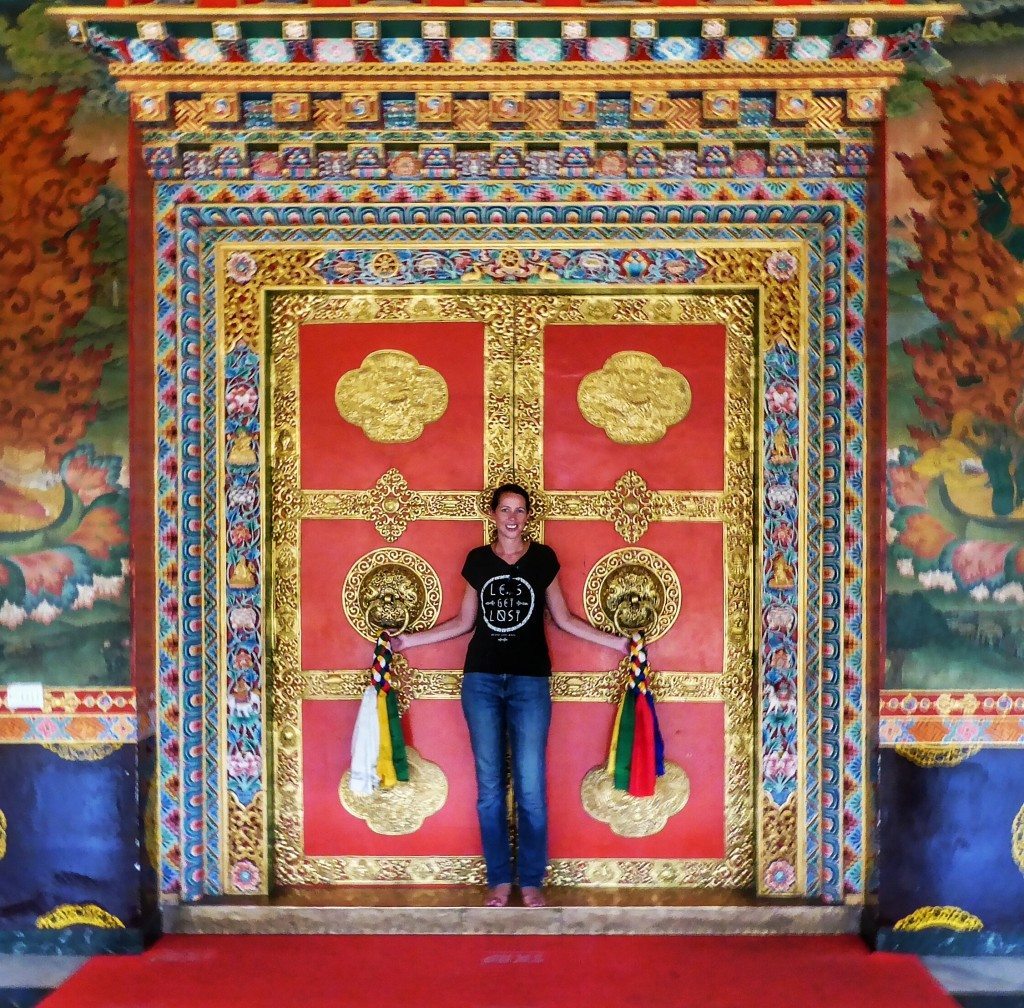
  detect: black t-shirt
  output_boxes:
[461,543,560,676]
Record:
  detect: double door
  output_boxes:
[270,289,754,889]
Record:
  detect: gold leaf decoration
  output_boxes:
[580,763,690,837]
[339,748,447,835]
[0,809,6,860]
[335,350,448,443]
[577,351,691,445]
[894,743,982,768]
[36,904,125,930]
[893,906,984,932]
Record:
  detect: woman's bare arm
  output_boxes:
[392,584,477,651]
[545,578,630,653]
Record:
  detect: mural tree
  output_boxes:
[0,87,111,510]
[899,79,1024,520]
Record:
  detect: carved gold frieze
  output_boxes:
[584,547,681,642]
[339,748,448,835]
[342,548,442,640]
[36,904,125,930]
[578,351,692,445]
[893,907,984,932]
[581,764,690,837]
[301,667,722,704]
[335,350,449,444]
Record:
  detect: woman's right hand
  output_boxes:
[391,633,407,652]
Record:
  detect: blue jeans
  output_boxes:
[460,673,552,888]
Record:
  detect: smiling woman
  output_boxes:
[394,483,628,907]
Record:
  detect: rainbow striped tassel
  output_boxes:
[605,631,665,797]
[371,631,409,787]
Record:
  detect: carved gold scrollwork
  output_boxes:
[343,549,441,641]
[339,748,448,835]
[41,743,122,762]
[577,351,691,445]
[584,547,680,642]
[580,764,690,838]
[335,350,448,443]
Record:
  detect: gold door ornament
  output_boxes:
[577,351,692,445]
[335,349,449,443]
[580,763,690,838]
[583,547,681,642]
[339,748,448,835]
[342,548,442,640]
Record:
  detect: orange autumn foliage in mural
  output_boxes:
[0,87,112,469]
[898,79,1024,439]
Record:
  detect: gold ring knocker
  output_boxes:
[343,549,442,642]
[583,548,681,644]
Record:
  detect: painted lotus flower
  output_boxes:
[229,858,261,893]
[764,859,796,893]
[226,252,258,285]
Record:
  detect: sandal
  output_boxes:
[521,886,546,908]
[485,884,511,908]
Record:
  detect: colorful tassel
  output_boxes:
[606,631,665,797]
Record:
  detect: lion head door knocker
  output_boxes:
[339,549,447,835]
[580,547,690,838]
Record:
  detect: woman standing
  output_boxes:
[394,484,627,908]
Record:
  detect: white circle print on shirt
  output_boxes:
[480,574,535,634]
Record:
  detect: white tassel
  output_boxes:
[349,684,381,796]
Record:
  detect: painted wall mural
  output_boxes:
[0,2,141,952]
[882,1,1024,948]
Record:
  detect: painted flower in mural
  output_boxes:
[765,250,798,283]
[764,859,796,893]
[225,251,258,285]
[0,446,130,626]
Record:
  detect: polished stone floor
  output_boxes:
[1,948,1022,1007]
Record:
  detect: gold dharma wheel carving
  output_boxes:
[583,547,680,643]
[342,549,441,641]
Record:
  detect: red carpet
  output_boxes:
[42,934,957,1008]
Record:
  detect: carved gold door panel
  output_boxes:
[271,290,754,888]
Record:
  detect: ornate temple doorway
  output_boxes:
[269,288,756,890]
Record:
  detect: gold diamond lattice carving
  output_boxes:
[577,351,691,445]
[335,349,448,443]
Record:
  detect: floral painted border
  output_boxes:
[151,178,867,903]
